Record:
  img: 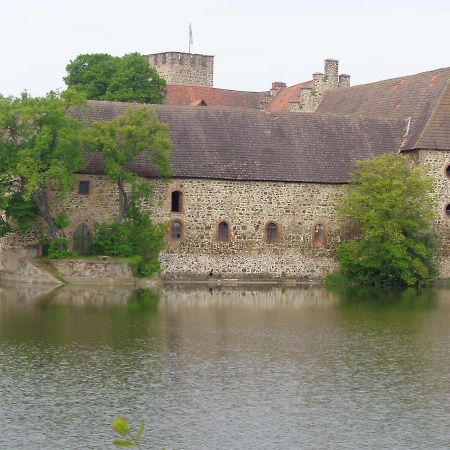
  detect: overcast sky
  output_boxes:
[1,0,449,97]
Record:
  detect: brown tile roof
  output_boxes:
[165,84,268,110]
[71,101,406,184]
[317,67,450,151]
[266,81,314,112]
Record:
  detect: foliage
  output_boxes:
[91,205,167,277]
[0,92,84,238]
[64,53,167,104]
[85,106,172,222]
[112,416,144,448]
[336,153,437,287]
[44,237,73,259]
[54,211,70,230]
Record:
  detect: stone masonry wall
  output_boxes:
[43,175,343,280]
[147,52,214,87]
[410,150,450,277]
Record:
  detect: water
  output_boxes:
[0,283,449,449]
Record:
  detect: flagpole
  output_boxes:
[189,23,191,54]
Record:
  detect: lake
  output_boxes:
[0,282,449,449]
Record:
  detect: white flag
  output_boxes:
[189,23,194,47]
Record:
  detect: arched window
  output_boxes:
[73,223,93,255]
[312,222,327,245]
[265,222,279,243]
[445,204,450,217]
[217,221,229,242]
[446,165,450,179]
[171,190,183,213]
[170,220,182,241]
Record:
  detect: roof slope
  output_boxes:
[71,101,406,184]
[317,67,450,151]
[165,84,267,109]
[415,80,450,150]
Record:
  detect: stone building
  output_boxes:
[2,54,450,280]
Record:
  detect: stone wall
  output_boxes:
[4,148,450,280]
[44,175,344,280]
[409,149,450,276]
[147,52,214,87]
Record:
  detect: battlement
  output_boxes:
[289,59,351,112]
[147,51,214,87]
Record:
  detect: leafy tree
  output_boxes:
[336,153,437,287]
[0,92,84,239]
[86,106,172,223]
[64,53,167,103]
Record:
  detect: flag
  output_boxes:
[189,23,194,49]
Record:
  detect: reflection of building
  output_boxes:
[2,53,450,280]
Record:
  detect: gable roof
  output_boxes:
[165,84,267,110]
[317,67,450,151]
[71,101,406,184]
[266,80,314,112]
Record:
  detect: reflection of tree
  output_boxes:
[333,286,438,312]
[0,286,162,350]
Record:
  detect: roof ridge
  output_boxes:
[345,66,450,90]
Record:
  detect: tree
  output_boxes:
[86,107,172,277]
[0,92,84,239]
[336,153,437,287]
[86,106,172,223]
[64,53,167,104]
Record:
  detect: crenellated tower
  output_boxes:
[146,51,214,87]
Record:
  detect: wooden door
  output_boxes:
[73,223,92,255]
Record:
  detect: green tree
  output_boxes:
[64,53,166,104]
[0,92,84,239]
[336,153,437,287]
[86,106,172,223]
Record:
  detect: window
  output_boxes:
[171,190,182,212]
[313,222,327,245]
[170,220,182,241]
[446,165,450,178]
[266,222,279,243]
[446,204,450,217]
[79,181,90,195]
[218,221,229,242]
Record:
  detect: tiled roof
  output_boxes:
[317,67,450,151]
[266,81,314,112]
[71,101,406,184]
[165,84,268,109]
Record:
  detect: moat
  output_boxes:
[0,283,449,449]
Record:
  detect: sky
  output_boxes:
[0,0,449,97]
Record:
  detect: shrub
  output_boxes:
[336,153,437,287]
[45,237,73,259]
[91,207,166,278]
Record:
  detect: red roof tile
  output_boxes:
[165,84,267,109]
[267,81,314,112]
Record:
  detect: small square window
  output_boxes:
[79,181,90,195]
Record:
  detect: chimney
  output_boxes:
[313,72,324,89]
[271,81,286,90]
[324,59,339,85]
[339,74,351,88]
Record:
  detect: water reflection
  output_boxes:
[0,282,449,449]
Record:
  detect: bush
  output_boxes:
[91,207,166,278]
[336,153,437,287]
[45,237,73,259]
